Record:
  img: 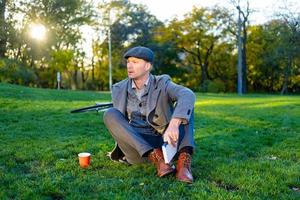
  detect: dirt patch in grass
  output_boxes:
[213,180,239,191]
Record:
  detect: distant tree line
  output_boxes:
[0,0,299,93]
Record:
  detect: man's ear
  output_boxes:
[146,62,152,71]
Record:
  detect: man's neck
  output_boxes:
[133,74,150,90]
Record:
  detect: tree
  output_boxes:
[276,6,300,94]
[229,0,251,94]
[49,49,74,88]
[247,18,300,93]
[11,0,94,88]
[166,7,234,91]
[96,1,163,84]
[0,0,7,57]
[151,25,186,83]
[247,23,282,92]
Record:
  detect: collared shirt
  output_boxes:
[131,76,150,101]
[126,75,153,130]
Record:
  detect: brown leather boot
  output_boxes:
[176,152,193,183]
[148,148,175,177]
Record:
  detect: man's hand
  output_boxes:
[163,118,182,147]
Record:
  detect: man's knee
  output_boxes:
[103,108,120,124]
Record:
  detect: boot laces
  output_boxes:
[154,151,163,162]
[180,152,191,168]
[149,149,163,163]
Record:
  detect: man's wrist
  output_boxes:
[170,118,182,127]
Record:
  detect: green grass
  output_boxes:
[0,83,299,199]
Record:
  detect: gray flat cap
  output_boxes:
[123,46,154,64]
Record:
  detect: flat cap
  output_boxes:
[123,46,154,64]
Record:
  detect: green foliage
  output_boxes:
[0,83,299,199]
[50,50,74,72]
[102,1,163,72]
[1,1,300,93]
[206,79,226,93]
[21,0,94,48]
[163,7,235,91]
[0,58,36,85]
[47,49,75,88]
[151,26,189,81]
[3,0,95,89]
[247,19,300,93]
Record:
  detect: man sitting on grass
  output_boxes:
[103,46,196,183]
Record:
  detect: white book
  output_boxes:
[162,142,178,164]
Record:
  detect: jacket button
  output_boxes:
[187,109,191,115]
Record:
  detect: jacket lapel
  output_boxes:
[147,75,161,115]
[113,79,128,115]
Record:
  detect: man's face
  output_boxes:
[126,57,151,80]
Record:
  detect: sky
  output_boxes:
[130,0,299,24]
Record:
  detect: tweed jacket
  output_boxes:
[111,74,195,134]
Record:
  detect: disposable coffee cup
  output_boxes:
[78,152,91,168]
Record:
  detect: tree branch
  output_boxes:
[181,46,198,57]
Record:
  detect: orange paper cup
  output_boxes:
[78,152,91,168]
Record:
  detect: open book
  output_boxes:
[162,142,178,164]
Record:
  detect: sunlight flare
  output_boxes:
[29,23,46,40]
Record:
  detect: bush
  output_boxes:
[0,58,37,86]
[206,79,226,93]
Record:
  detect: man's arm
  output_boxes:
[163,79,195,145]
[165,80,196,123]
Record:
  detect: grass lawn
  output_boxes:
[0,83,299,199]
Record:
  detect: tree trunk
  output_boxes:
[81,60,86,89]
[200,64,207,91]
[91,55,95,82]
[242,40,247,93]
[0,0,7,58]
[270,69,274,93]
[200,42,214,92]
[197,50,207,92]
[280,56,292,94]
[30,58,34,68]
[16,45,22,59]
[81,70,85,89]
[241,19,248,93]
[72,61,79,90]
[73,70,78,89]
[280,75,288,94]
[181,42,213,92]
[235,2,249,94]
[237,11,243,95]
